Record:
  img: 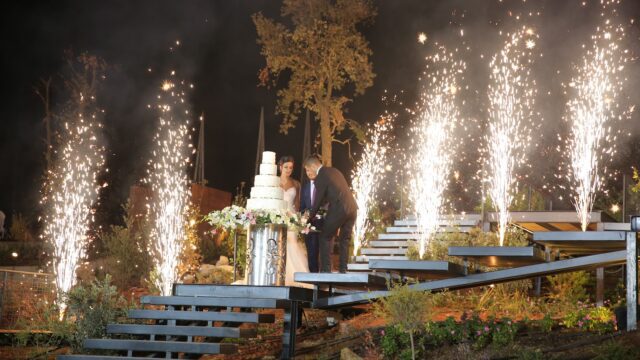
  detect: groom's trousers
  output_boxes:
[319,209,357,273]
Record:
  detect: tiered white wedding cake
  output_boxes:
[246,151,287,210]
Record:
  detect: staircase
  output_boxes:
[349,214,481,271]
[58,285,313,360]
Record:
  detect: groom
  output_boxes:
[303,156,357,273]
[300,168,322,273]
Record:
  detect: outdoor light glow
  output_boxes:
[410,45,465,257]
[352,116,393,256]
[486,27,538,246]
[418,32,427,44]
[566,4,629,231]
[148,73,192,296]
[42,105,105,317]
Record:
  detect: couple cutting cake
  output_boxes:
[276,154,358,285]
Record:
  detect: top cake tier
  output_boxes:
[262,151,276,165]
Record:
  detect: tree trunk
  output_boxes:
[319,106,332,167]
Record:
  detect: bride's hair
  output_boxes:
[278,156,295,171]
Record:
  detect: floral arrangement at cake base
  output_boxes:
[204,205,301,233]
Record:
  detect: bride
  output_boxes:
[278,156,310,287]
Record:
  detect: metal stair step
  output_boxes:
[378,233,420,240]
[128,309,275,323]
[386,226,418,233]
[355,255,409,263]
[360,248,408,255]
[107,324,256,338]
[346,263,370,271]
[83,339,236,355]
[394,219,478,227]
[140,295,290,309]
[368,240,415,248]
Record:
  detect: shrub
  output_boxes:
[491,317,519,347]
[373,282,434,359]
[380,325,413,360]
[64,275,131,351]
[100,202,153,289]
[539,313,554,333]
[424,315,521,350]
[17,275,131,354]
[546,271,590,308]
[563,305,615,334]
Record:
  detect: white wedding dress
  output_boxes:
[282,187,311,287]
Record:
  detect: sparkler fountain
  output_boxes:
[485,27,538,246]
[147,74,193,296]
[352,117,393,256]
[565,4,629,231]
[43,101,105,317]
[410,45,466,258]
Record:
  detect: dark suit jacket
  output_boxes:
[309,166,357,221]
[300,181,313,214]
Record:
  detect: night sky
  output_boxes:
[2,0,640,225]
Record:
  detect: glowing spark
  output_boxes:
[148,74,193,296]
[352,116,393,256]
[410,45,465,257]
[565,11,628,231]
[418,33,427,44]
[43,102,105,316]
[485,28,538,246]
[161,81,174,91]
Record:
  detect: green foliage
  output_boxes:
[194,267,233,285]
[101,203,151,289]
[17,275,130,354]
[177,208,203,280]
[425,316,466,346]
[539,313,554,333]
[64,275,131,351]
[380,325,414,360]
[511,187,546,211]
[253,0,376,165]
[490,317,519,347]
[210,229,247,277]
[9,213,34,242]
[546,271,590,308]
[424,315,520,350]
[563,305,616,334]
[373,282,434,359]
[476,280,533,317]
[632,167,640,193]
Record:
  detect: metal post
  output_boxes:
[622,175,627,222]
[281,301,299,359]
[626,231,637,331]
[400,172,405,219]
[233,230,238,282]
[596,267,604,307]
[528,185,532,211]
